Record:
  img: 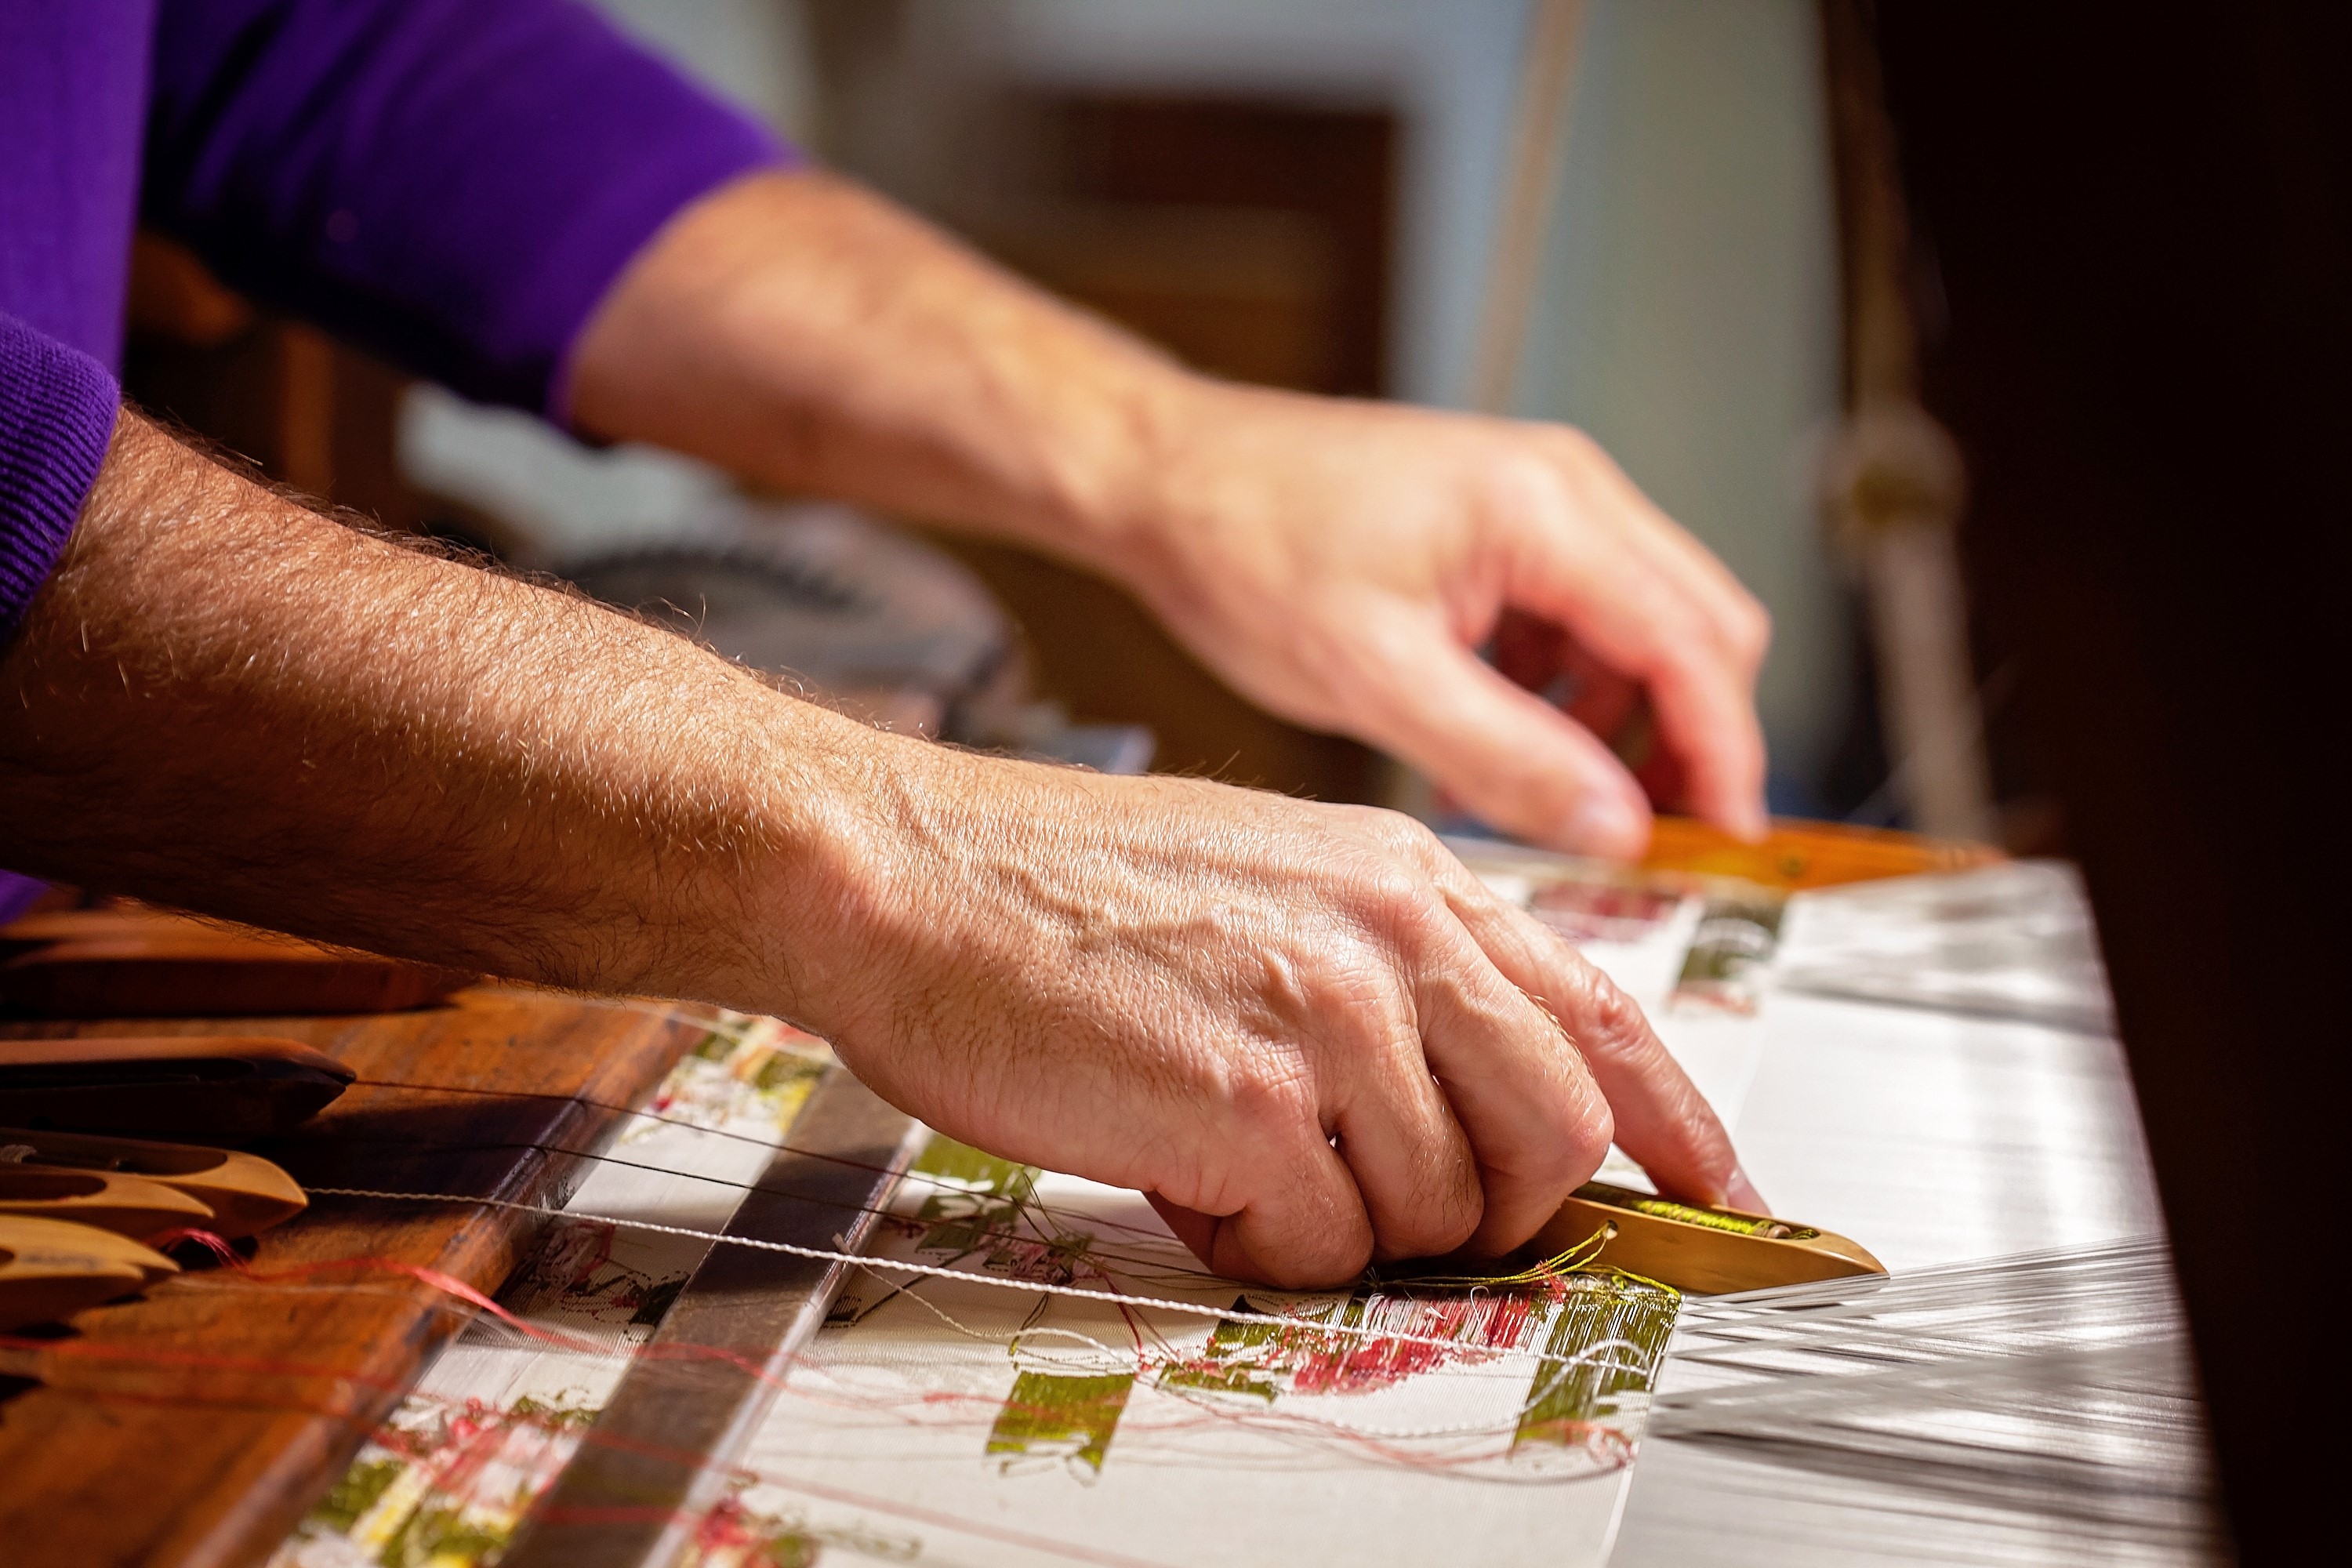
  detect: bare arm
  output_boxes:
[0,412,1757,1283]
[0,411,862,1005]
[570,170,1773,855]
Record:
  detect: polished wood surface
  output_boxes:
[0,1167,216,1243]
[0,907,473,1019]
[0,1216,178,1331]
[0,986,703,1568]
[0,938,471,1018]
[0,1128,309,1240]
[0,1034,358,1138]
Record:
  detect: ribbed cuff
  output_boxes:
[0,311,119,646]
[0,871,49,925]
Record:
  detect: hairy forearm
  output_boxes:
[0,416,1754,1279]
[567,169,1196,574]
[0,411,887,1010]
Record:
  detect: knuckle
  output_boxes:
[1277,1229,1374,1290]
[1568,971,1650,1063]
[1374,1165,1483,1261]
[1288,912,1411,1014]
[1519,999,1620,1180]
[1543,423,1605,469]
[1356,863,1447,936]
[1226,1046,1319,1137]
[1481,444,1573,521]
[1651,629,1719,691]
[1545,1080,1615,1183]
[1356,806,1452,870]
[1727,597,1773,669]
[1563,1106,1613,1185]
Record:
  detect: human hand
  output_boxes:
[780,740,1756,1287]
[564,173,1761,857]
[1099,383,1771,858]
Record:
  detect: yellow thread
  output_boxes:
[1575,1181,1819,1241]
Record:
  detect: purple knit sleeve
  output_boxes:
[143,0,796,419]
[0,310,118,647]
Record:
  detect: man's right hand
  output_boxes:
[764,738,1755,1287]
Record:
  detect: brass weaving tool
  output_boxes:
[1533,1181,1885,1295]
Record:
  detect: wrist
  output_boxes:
[1053,373,1307,619]
[992,346,1213,583]
[701,702,935,1038]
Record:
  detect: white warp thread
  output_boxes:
[306,1184,1613,1359]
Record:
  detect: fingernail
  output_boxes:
[1563,793,1645,858]
[1725,1166,1769,1215]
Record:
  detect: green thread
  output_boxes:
[986,1371,1137,1474]
[1513,1274,1679,1450]
[307,1457,401,1534]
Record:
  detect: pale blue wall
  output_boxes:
[1517,0,1846,793]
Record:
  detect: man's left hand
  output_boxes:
[1097,382,1771,856]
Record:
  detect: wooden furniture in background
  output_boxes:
[909,92,1402,804]
[123,232,433,539]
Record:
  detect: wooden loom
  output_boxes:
[0,900,710,1566]
[0,821,1979,1566]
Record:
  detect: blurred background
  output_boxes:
[123,0,2045,852]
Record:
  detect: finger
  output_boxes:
[1352,812,1748,1212]
[1152,1130,1374,1288]
[1327,1018,1485,1261]
[1296,854,1612,1255]
[1726,1167,1770,1215]
[1634,644,1772,838]
[1455,891,1743,1208]
[1503,459,1771,838]
[1612,493,1770,680]
[1490,609,1646,751]
[1550,428,1772,680]
[1510,555,1769,840]
[1534,953,1739,1207]
[1354,617,1654,857]
[1410,949,1617,1256]
[1145,1192,1218,1266]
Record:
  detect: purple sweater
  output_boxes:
[0,0,789,918]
